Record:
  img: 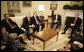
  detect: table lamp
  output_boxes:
[38,5,45,18]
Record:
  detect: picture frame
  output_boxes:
[51,1,58,3]
[23,1,32,7]
[50,4,57,10]
[7,1,20,13]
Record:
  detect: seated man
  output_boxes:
[21,12,32,40]
[1,13,27,44]
[31,12,41,33]
[1,26,26,51]
[61,13,82,38]
[39,13,45,31]
[21,12,32,32]
[1,26,13,51]
[51,12,61,30]
[64,30,83,51]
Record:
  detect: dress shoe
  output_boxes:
[18,47,26,51]
[21,47,26,50]
[68,36,72,38]
[20,41,27,44]
[37,31,39,32]
[61,32,66,34]
[27,36,31,40]
[41,29,43,31]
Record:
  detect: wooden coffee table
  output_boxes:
[32,28,59,51]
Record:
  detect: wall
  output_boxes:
[1,1,83,25]
[15,1,71,19]
[1,1,8,20]
[1,1,71,20]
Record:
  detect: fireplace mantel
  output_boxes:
[65,10,83,19]
[63,10,83,29]
[62,10,83,27]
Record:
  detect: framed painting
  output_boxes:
[50,4,57,10]
[51,1,58,3]
[23,1,32,7]
[7,1,20,13]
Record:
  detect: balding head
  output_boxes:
[27,13,31,18]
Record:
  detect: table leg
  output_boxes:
[33,36,34,45]
[47,20,48,27]
[56,32,59,41]
[43,42,45,51]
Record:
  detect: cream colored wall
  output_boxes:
[1,1,8,20]
[1,1,71,20]
[17,1,71,19]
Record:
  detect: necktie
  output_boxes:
[34,17,39,24]
[28,19,30,24]
[8,20,14,28]
[74,18,77,24]
[56,15,58,21]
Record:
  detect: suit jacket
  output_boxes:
[71,17,82,28]
[52,15,61,25]
[39,16,44,23]
[1,18,18,33]
[30,16,40,25]
[1,32,10,46]
[21,16,31,29]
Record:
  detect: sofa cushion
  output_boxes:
[10,16,25,27]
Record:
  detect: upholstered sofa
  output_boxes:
[9,16,27,39]
[10,16,26,27]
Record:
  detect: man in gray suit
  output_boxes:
[39,15,45,31]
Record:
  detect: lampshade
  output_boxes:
[38,5,45,11]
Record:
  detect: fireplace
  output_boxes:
[64,10,83,29]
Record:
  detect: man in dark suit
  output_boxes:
[21,13,32,32]
[21,13,32,40]
[30,12,40,33]
[61,13,82,38]
[1,13,27,44]
[51,12,61,30]
[39,15,45,31]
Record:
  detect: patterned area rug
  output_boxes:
[20,28,71,51]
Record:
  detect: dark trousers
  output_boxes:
[9,27,25,35]
[9,27,25,43]
[33,24,39,33]
[70,44,83,51]
[25,27,29,32]
[69,40,83,51]
[64,25,77,37]
[51,22,60,29]
[40,23,45,31]
[33,23,45,33]
[68,35,83,44]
